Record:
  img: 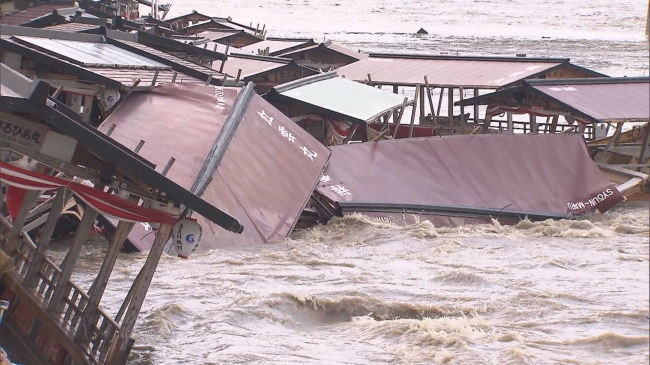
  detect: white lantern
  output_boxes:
[172,218,203,259]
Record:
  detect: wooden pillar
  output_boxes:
[482,114,493,134]
[549,115,559,133]
[473,89,480,125]
[392,85,398,94]
[530,114,537,134]
[637,123,650,172]
[3,189,40,254]
[419,85,425,125]
[459,87,465,134]
[409,86,420,138]
[78,221,135,344]
[106,223,173,365]
[447,87,454,126]
[436,88,444,117]
[424,76,436,126]
[506,112,513,134]
[48,207,99,313]
[392,97,408,138]
[23,188,68,288]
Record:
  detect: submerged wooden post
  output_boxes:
[106,223,174,364]
[23,188,68,288]
[48,207,99,313]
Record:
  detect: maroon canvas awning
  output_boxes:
[0,161,177,224]
[314,134,623,226]
[100,83,330,251]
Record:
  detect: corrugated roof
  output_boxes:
[273,73,407,123]
[220,53,290,78]
[315,134,623,223]
[528,78,650,122]
[1,35,204,89]
[192,29,240,41]
[238,39,313,56]
[112,39,224,78]
[91,68,204,88]
[336,54,570,88]
[42,22,101,33]
[280,42,367,61]
[0,3,74,25]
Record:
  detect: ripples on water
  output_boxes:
[57,201,649,364]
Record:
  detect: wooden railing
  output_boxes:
[0,216,119,364]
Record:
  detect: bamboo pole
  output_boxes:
[436,87,444,117]
[459,87,465,134]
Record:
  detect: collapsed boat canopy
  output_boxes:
[456,77,650,124]
[314,134,624,227]
[265,72,408,124]
[100,82,331,251]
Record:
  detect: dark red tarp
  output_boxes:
[100,83,330,251]
[314,134,623,226]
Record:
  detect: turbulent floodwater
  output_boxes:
[65,1,650,364]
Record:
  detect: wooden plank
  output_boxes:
[23,188,69,288]
[105,223,173,364]
[47,207,99,313]
[598,121,624,163]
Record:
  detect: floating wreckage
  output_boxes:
[98,82,330,251]
[313,134,625,226]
